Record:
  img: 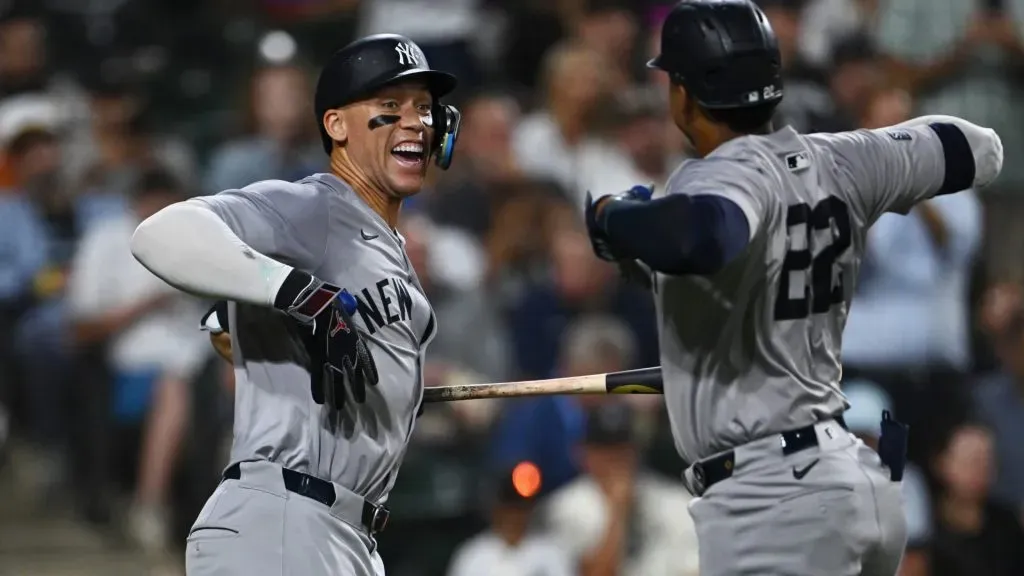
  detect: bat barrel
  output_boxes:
[422,367,664,403]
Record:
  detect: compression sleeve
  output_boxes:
[600,194,751,275]
[130,200,294,307]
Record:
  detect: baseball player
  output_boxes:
[584,1,1003,575]
[129,34,461,575]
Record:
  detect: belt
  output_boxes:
[222,463,390,535]
[690,415,848,495]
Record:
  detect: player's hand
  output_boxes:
[299,290,380,410]
[584,185,655,262]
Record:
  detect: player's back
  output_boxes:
[658,125,942,463]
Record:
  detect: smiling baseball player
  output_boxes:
[584,1,1003,575]
[130,34,461,575]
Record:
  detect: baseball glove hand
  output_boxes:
[298,290,379,410]
[585,185,656,289]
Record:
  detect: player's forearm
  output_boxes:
[600,194,750,275]
[130,201,293,307]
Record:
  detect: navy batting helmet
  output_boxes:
[314,34,462,169]
[648,0,783,110]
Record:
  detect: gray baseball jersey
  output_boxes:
[194,173,435,501]
[658,124,947,464]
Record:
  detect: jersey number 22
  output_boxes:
[774,196,852,321]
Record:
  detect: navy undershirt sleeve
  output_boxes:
[599,194,751,275]
[928,122,975,196]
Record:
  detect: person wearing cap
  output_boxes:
[542,403,699,576]
[843,380,933,576]
[130,34,462,575]
[0,99,124,498]
[66,168,212,555]
[446,462,574,576]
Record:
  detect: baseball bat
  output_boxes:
[422,367,663,403]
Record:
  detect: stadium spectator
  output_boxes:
[66,168,211,554]
[203,63,323,194]
[760,0,847,133]
[446,462,574,576]
[580,86,673,199]
[428,90,522,239]
[842,379,933,576]
[826,33,882,131]
[0,111,121,498]
[973,282,1024,521]
[490,313,639,498]
[543,401,699,576]
[0,11,49,100]
[799,0,880,69]
[402,213,509,386]
[842,84,982,444]
[875,0,1024,283]
[359,0,484,93]
[484,179,573,288]
[504,223,657,380]
[63,74,196,197]
[572,0,639,93]
[928,422,1024,576]
[512,42,622,204]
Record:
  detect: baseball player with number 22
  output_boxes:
[584,1,1003,575]
[131,34,461,575]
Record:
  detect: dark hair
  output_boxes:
[135,167,183,198]
[831,33,877,69]
[703,102,779,134]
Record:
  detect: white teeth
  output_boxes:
[392,143,423,153]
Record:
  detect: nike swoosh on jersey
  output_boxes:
[361,230,379,241]
[792,459,819,480]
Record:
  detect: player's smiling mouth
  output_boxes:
[391,142,425,167]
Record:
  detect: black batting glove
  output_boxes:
[584,185,655,262]
[274,270,379,410]
[585,185,657,289]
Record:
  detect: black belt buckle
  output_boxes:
[363,502,390,534]
[877,410,908,481]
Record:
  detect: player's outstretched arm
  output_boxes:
[133,187,379,410]
[812,116,1002,224]
[585,189,752,276]
[130,199,336,321]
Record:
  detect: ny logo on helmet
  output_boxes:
[395,43,420,67]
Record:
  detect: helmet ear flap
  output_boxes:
[432,104,461,170]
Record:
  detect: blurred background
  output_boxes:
[0,0,1023,574]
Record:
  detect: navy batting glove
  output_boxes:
[585,185,656,262]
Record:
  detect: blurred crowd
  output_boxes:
[1,0,1023,575]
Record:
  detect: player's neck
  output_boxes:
[330,153,402,228]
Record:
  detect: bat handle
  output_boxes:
[605,367,663,394]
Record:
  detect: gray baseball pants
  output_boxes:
[683,420,907,576]
[185,460,386,576]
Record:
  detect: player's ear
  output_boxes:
[323,109,348,146]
